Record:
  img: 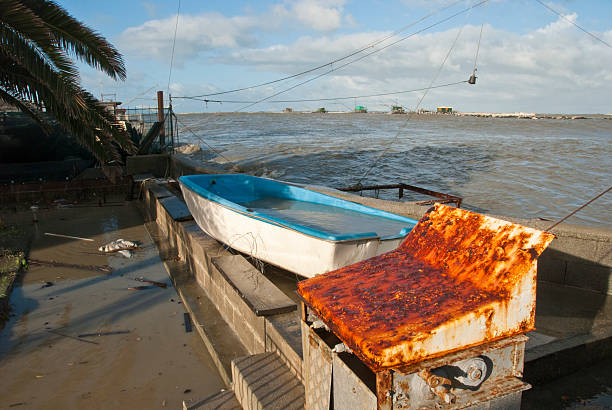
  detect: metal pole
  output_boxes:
[157,90,165,146]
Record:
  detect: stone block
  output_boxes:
[159,196,193,222]
[565,262,612,294]
[265,312,303,381]
[212,255,296,316]
[232,353,305,410]
[184,390,241,410]
[537,256,566,285]
[147,183,173,199]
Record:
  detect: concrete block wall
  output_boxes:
[303,184,612,296]
[126,154,170,177]
[144,184,303,379]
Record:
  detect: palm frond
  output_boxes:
[0,87,52,133]
[0,0,132,164]
[21,0,126,80]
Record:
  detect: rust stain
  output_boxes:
[376,371,393,410]
[297,204,555,372]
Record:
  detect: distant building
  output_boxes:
[284,107,293,113]
[437,106,453,114]
[354,105,367,113]
[391,105,405,114]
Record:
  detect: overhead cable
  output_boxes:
[356,3,474,185]
[167,0,181,94]
[183,0,466,99]
[533,0,612,49]
[175,80,467,104]
[472,0,488,76]
[235,0,488,112]
[546,185,612,231]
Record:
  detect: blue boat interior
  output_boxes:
[179,174,418,242]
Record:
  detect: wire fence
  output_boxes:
[121,107,178,152]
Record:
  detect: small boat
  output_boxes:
[179,174,418,278]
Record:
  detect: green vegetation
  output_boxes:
[0,0,135,163]
[0,223,28,328]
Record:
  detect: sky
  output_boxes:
[56,0,612,113]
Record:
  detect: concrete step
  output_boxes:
[232,352,305,410]
[145,221,249,386]
[183,390,241,410]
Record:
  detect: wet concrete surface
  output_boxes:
[533,282,611,339]
[0,202,224,409]
[522,358,612,409]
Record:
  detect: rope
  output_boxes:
[235,0,488,113]
[179,0,467,99]
[175,81,468,104]
[546,185,611,231]
[356,5,473,185]
[533,0,612,49]
[173,115,234,165]
[415,6,471,114]
[167,0,181,94]
[124,85,158,106]
[472,0,488,74]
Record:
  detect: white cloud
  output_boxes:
[292,0,346,32]
[141,2,157,18]
[118,1,350,65]
[271,0,348,32]
[117,13,259,64]
[209,13,612,113]
[114,6,612,113]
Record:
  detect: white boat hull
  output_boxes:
[181,185,403,278]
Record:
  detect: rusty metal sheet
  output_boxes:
[297,204,555,372]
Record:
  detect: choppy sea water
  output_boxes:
[177,113,612,228]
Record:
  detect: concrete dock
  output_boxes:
[0,201,225,409]
[134,161,611,409]
[0,155,610,409]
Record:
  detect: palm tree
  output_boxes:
[0,0,135,163]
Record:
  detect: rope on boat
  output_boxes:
[546,185,612,231]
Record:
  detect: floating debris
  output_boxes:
[127,286,152,291]
[30,259,112,273]
[46,329,99,345]
[117,250,133,258]
[44,232,93,242]
[184,313,192,333]
[98,239,138,253]
[77,330,131,338]
[134,277,167,288]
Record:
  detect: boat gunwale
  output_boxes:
[179,174,418,243]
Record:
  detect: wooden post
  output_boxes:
[157,90,165,146]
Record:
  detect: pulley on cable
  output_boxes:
[468,69,477,84]
[468,0,488,85]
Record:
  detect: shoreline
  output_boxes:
[175,111,612,119]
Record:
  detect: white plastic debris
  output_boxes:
[311,320,330,332]
[332,343,353,354]
[117,250,133,258]
[98,239,138,253]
